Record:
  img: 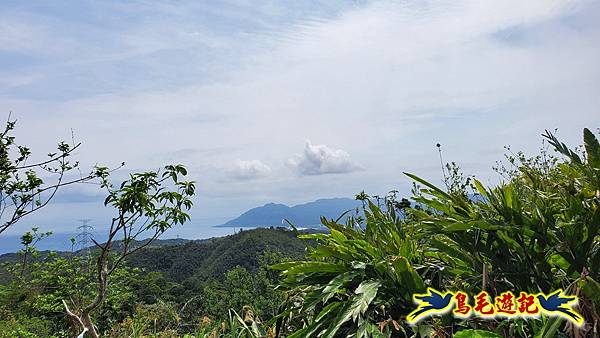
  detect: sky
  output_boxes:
[1,0,599,244]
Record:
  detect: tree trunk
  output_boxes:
[67,316,81,337]
[82,312,98,338]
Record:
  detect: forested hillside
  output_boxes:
[0,228,308,336]
[126,227,307,282]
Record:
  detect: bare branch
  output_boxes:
[62,300,84,326]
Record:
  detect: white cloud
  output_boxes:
[287,140,361,175]
[227,159,271,180]
[2,0,600,234]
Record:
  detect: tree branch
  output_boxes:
[16,143,82,169]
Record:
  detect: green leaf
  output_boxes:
[251,321,266,337]
[534,316,564,338]
[582,276,600,307]
[322,272,357,302]
[583,128,600,168]
[281,261,345,274]
[315,302,342,322]
[543,129,582,164]
[473,178,489,199]
[443,222,472,232]
[429,237,474,266]
[322,302,354,338]
[404,172,451,200]
[351,280,381,321]
[454,329,502,338]
[391,256,425,293]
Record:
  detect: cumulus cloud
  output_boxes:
[287,140,361,176]
[227,159,271,180]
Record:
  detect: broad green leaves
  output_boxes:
[276,195,426,337]
[401,128,599,336]
[279,128,597,336]
[454,330,503,338]
[352,280,381,321]
[583,128,600,169]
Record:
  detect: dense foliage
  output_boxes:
[0,127,598,337]
[0,230,138,337]
[269,128,600,338]
[0,228,306,337]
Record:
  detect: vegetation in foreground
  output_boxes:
[0,123,598,337]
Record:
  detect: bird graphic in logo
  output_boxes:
[407,288,454,324]
[536,289,583,326]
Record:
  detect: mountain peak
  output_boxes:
[218,197,360,228]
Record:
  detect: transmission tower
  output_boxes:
[76,219,93,259]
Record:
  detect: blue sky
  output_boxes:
[1,0,599,243]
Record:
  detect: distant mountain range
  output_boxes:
[0,198,362,254]
[217,197,362,228]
